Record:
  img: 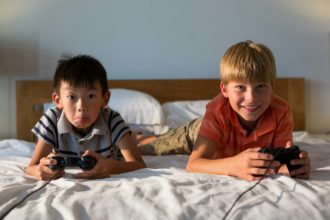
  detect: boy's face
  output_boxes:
[52,81,110,135]
[220,80,272,128]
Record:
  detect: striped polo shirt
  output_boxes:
[32,106,130,160]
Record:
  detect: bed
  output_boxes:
[0,78,329,219]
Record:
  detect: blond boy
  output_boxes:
[186,41,310,181]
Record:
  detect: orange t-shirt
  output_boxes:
[198,93,293,159]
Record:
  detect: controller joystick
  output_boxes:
[49,156,97,171]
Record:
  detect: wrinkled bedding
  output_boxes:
[0,132,329,220]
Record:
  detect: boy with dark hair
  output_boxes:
[26,55,146,180]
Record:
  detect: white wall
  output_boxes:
[1,0,329,138]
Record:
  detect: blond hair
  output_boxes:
[220,40,276,86]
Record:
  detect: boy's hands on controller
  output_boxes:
[75,150,113,179]
[283,141,311,179]
[36,152,65,180]
[230,147,281,181]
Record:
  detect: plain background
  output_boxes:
[0,0,329,138]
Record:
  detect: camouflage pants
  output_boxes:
[148,118,202,155]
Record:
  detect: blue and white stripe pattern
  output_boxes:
[32,106,130,160]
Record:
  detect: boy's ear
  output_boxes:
[220,82,229,97]
[52,92,63,109]
[103,90,110,107]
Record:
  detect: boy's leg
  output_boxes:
[140,118,202,155]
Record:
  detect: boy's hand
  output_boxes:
[278,141,311,179]
[75,150,114,179]
[286,141,311,179]
[33,152,65,180]
[289,150,310,179]
[231,147,281,181]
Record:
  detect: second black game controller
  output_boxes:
[259,145,302,171]
[49,156,97,171]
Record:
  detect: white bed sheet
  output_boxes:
[0,132,329,220]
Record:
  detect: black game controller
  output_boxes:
[259,145,302,171]
[49,156,97,171]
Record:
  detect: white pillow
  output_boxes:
[162,100,209,128]
[109,88,165,127]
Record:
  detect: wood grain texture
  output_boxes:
[16,78,305,142]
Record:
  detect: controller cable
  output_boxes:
[0,170,62,220]
[222,150,282,220]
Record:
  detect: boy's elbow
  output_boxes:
[185,159,195,172]
[135,159,146,169]
[140,161,147,169]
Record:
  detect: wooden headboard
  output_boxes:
[16,78,305,142]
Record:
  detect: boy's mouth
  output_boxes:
[242,105,259,112]
[74,117,89,124]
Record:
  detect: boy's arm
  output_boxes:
[113,132,146,172]
[76,133,146,179]
[186,136,278,181]
[26,139,63,180]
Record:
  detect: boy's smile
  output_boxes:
[221,81,272,129]
[53,81,110,136]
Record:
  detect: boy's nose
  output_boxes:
[77,100,87,112]
[245,89,256,102]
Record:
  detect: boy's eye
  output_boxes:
[256,84,268,90]
[67,95,76,100]
[235,85,245,90]
[88,94,96,99]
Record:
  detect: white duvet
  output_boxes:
[0,132,330,220]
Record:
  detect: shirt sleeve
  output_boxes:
[31,108,59,147]
[107,109,131,147]
[198,108,224,146]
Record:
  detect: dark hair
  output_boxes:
[53,54,108,94]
